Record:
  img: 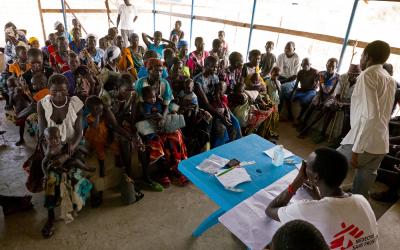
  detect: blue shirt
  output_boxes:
[135,77,174,106]
[148,43,166,59]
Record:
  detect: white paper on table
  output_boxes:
[219,170,312,250]
[215,168,251,188]
[196,154,230,174]
[263,146,294,159]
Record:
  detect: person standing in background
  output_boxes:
[117,0,138,48]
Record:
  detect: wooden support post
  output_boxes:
[37,0,47,42]
[64,0,88,35]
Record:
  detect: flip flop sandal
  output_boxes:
[159,176,171,188]
[135,191,144,201]
[178,175,189,186]
[41,221,55,239]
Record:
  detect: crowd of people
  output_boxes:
[0,0,399,247]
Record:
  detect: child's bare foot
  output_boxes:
[41,219,55,238]
[15,139,25,146]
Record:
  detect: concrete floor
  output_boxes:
[0,105,397,250]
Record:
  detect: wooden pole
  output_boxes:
[64,0,88,35]
[37,0,47,42]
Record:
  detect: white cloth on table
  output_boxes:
[219,170,311,250]
[341,64,396,154]
[41,95,84,143]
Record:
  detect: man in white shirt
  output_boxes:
[117,0,138,48]
[266,148,379,250]
[337,40,396,198]
[276,41,300,112]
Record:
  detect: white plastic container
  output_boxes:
[272,145,284,166]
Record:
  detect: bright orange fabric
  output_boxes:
[33,88,50,102]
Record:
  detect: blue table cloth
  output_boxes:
[178,134,300,236]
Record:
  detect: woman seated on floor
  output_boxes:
[134,58,188,190]
[37,74,102,238]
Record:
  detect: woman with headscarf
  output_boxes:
[80,34,105,71]
[177,40,189,67]
[99,45,122,96]
[134,58,188,189]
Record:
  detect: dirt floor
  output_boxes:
[0,103,395,250]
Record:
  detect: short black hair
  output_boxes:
[286,41,295,48]
[15,45,27,55]
[27,48,43,59]
[119,73,134,88]
[271,220,329,250]
[154,31,162,37]
[228,51,243,65]
[164,48,175,57]
[212,38,222,49]
[327,57,338,65]
[31,73,48,86]
[48,74,68,88]
[364,40,391,64]
[85,95,103,109]
[44,126,60,138]
[249,49,261,59]
[194,37,203,45]
[68,51,78,60]
[175,20,182,26]
[143,50,158,60]
[312,148,348,188]
[204,55,218,67]
[266,41,274,47]
[142,86,154,99]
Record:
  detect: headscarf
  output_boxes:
[104,46,121,62]
[86,33,98,41]
[348,64,361,74]
[54,21,62,30]
[177,40,188,49]
[146,58,163,70]
[28,37,38,44]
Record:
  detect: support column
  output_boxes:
[60,0,68,34]
[189,0,195,50]
[37,0,46,42]
[338,0,359,71]
[153,0,156,33]
[246,0,257,58]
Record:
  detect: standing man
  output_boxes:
[117,0,138,48]
[338,40,396,198]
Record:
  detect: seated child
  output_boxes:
[210,81,242,146]
[42,127,96,175]
[41,126,95,238]
[242,50,266,91]
[142,31,175,59]
[85,95,143,177]
[7,77,32,145]
[23,73,50,136]
[298,58,339,140]
[136,86,188,188]
[178,79,198,118]
[263,66,281,139]
[260,41,276,78]
[287,58,318,121]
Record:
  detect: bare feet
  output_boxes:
[41,219,55,238]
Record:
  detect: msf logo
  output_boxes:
[330,222,364,249]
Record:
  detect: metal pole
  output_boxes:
[189,0,195,50]
[153,0,156,33]
[60,0,68,35]
[246,0,257,58]
[338,0,359,72]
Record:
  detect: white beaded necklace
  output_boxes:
[50,96,68,109]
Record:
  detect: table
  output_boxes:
[178,134,300,237]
